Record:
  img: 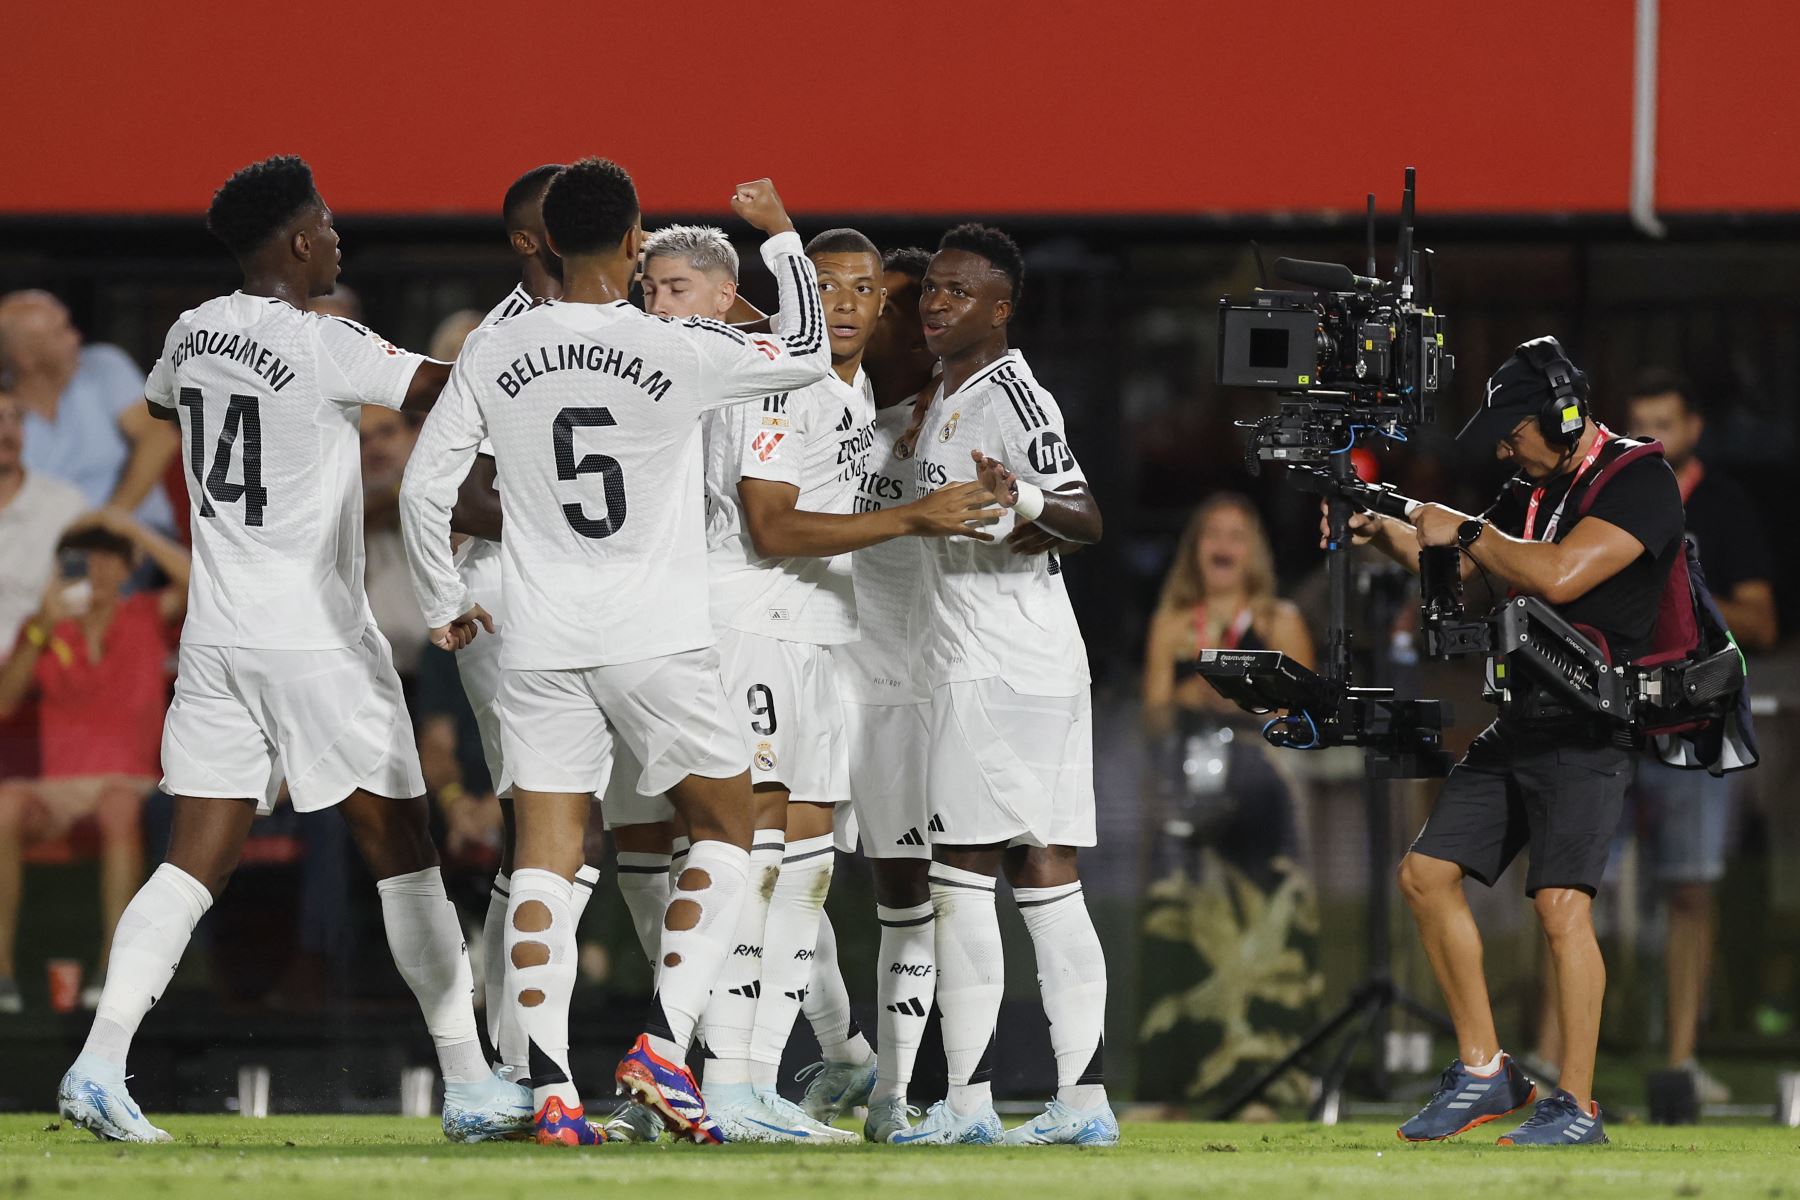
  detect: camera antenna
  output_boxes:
[1420,247,1436,307]
[1397,167,1416,300]
[1365,193,1378,279]
[1251,240,1271,288]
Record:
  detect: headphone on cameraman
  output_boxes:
[1512,337,1591,448]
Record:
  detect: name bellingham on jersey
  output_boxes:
[493,333,677,403]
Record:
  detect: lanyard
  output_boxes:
[1677,459,1705,505]
[1522,424,1612,543]
[1194,603,1255,650]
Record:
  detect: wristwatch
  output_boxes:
[1456,518,1486,550]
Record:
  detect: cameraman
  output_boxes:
[1335,337,1684,1147]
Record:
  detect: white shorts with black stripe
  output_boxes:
[843,699,933,860]
[925,676,1095,849]
[717,629,849,805]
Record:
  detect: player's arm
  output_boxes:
[971,458,1103,546]
[144,398,178,423]
[1411,502,1645,604]
[738,477,1001,558]
[451,454,504,540]
[401,359,454,416]
[399,359,494,650]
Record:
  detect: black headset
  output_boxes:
[1513,337,1591,448]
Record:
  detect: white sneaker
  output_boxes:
[1002,1097,1121,1146]
[1678,1059,1732,1105]
[441,1070,533,1142]
[888,1098,1004,1145]
[57,1053,172,1143]
[863,1096,917,1143]
[756,1087,860,1143]
[797,1057,877,1124]
[706,1082,844,1144]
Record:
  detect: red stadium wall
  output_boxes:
[3,0,1793,217]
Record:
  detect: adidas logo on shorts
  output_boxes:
[886,996,927,1017]
[895,828,926,847]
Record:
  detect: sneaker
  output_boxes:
[57,1053,172,1143]
[1496,1089,1608,1145]
[864,1096,917,1143]
[531,1096,605,1145]
[1002,1097,1121,1146]
[797,1057,877,1125]
[614,1034,724,1145]
[1397,1055,1537,1142]
[442,1069,534,1142]
[888,1098,1004,1145]
[600,1098,662,1143]
[757,1087,859,1143]
[1677,1059,1732,1105]
[0,978,23,1015]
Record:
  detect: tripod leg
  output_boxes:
[1309,992,1386,1122]
[1212,983,1378,1120]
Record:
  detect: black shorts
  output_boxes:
[1410,721,1632,896]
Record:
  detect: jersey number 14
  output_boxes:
[179,388,267,526]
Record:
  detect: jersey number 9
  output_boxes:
[178,388,267,527]
[554,407,628,539]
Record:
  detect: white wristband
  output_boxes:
[1013,480,1046,522]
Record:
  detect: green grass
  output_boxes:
[2,1116,1797,1200]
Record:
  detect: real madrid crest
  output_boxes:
[754,742,778,772]
[939,410,960,442]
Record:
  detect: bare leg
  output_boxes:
[1534,939,1564,1071]
[92,782,147,970]
[0,783,27,981]
[338,789,438,881]
[1665,882,1713,1066]
[1398,852,1501,1065]
[1535,887,1604,1109]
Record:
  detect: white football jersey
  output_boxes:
[144,292,423,650]
[833,396,929,704]
[401,231,830,671]
[911,350,1090,696]
[704,318,875,643]
[454,283,540,606]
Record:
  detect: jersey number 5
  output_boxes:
[554,407,628,539]
[178,388,267,526]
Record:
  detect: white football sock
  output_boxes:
[616,850,672,967]
[377,866,486,1084]
[84,863,212,1069]
[505,868,579,1111]
[931,863,1001,1114]
[750,835,836,1086]
[1015,881,1108,1110]
[874,900,935,1104]
[481,871,526,1070]
[697,827,783,1086]
[645,838,749,1063]
[803,911,871,1064]
[569,862,602,924]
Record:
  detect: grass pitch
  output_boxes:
[2,1114,1796,1199]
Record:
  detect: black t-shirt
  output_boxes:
[1486,450,1685,661]
[1684,469,1774,596]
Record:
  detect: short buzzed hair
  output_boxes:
[805,228,880,260]
[503,164,562,232]
[642,224,740,281]
[938,223,1024,307]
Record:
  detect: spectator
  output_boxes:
[0,291,178,532]
[307,283,363,322]
[429,310,483,362]
[360,405,428,680]
[0,392,89,778]
[0,508,188,1013]
[1135,494,1322,1103]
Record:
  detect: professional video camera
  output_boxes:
[1198,168,1456,778]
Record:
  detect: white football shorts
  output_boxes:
[600,737,676,830]
[842,699,933,860]
[925,676,1095,849]
[499,645,748,797]
[161,624,425,815]
[716,629,849,806]
[451,537,510,798]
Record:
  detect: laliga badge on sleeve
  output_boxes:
[754,742,778,772]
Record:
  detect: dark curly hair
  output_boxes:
[882,246,933,283]
[541,158,640,256]
[937,223,1023,307]
[207,156,321,259]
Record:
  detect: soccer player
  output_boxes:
[55,156,529,1144]
[898,225,1119,1146]
[399,161,833,1145]
[805,245,945,1142]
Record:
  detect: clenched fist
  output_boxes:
[730,178,795,237]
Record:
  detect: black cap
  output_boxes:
[1456,336,1586,446]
